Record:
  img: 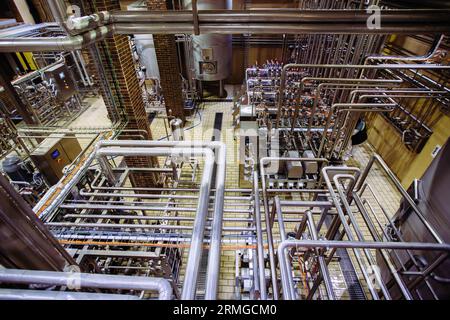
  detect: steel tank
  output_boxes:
[377,138,450,299]
[183,0,232,82]
[128,1,160,80]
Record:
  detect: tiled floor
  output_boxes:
[70,97,406,299]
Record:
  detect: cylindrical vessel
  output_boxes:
[128,1,160,80]
[183,0,232,81]
[170,118,185,141]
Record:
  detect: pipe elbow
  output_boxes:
[156,278,173,300]
[60,36,84,51]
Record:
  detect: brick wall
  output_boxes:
[82,0,158,188]
[30,0,53,23]
[147,0,185,122]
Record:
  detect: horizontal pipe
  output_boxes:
[0,269,172,300]
[0,26,112,52]
[63,214,254,223]
[47,222,255,232]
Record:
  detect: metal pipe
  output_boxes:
[95,146,215,299]
[0,10,448,52]
[275,63,450,128]
[109,10,450,24]
[277,240,450,299]
[0,268,172,300]
[305,210,335,300]
[274,197,296,300]
[253,172,267,300]
[47,222,255,232]
[47,0,67,23]
[0,289,140,300]
[90,139,227,300]
[0,26,113,52]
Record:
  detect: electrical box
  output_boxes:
[44,63,76,102]
[286,151,304,179]
[30,134,82,185]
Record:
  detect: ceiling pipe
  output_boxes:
[0,9,449,52]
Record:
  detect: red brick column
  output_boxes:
[83,0,158,187]
[147,0,185,122]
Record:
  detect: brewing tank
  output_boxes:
[377,138,450,299]
[170,118,185,141]
[183,0,232,82]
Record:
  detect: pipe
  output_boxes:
[88,139,227,300]
[204,143,227,300]
[364,34,445,64]
[0,289,140,300]
[35,139,225,300]
[0,25,113,52]
[0,268,172,300]
[277,240,450,300]
[253,172,267,299]
[0,10,448,52]
[321,166,386,299]
[109,10,450,24]
[259,156,329,299]
[273,197,296,300]
[46,222,255,232]
[275,63,450,129]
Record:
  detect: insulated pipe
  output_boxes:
[0,289,140,300]
[95,145,216,300]
[0,10,448,52]
[0,268,172,300]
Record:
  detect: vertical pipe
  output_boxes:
[253,172,268,299]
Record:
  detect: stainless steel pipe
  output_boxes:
[0,268,172,300]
